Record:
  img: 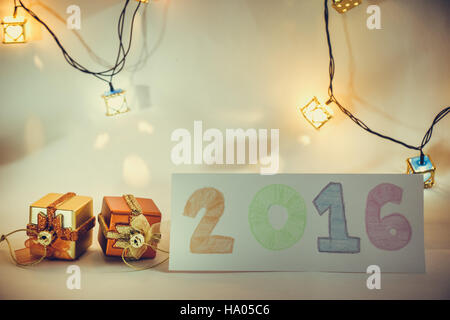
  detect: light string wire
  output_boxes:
[324,0,449,164]
[13,0,18,17]
[15,0,142,90]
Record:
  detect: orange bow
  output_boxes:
[35,211,75,241]
[27,192,78,242]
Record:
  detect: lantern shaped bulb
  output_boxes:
[1,16,27,44]
[406,154,436,189]
[101,89,130,116]
[299,97,334,129]
[332,0,362,14]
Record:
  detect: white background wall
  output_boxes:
[0,0,448,167]
[0,0,449,299]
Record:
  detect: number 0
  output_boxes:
[248,184,307,251]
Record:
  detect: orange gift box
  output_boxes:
[97,196,161,259]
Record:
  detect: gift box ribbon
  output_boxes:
[26,192,95,244]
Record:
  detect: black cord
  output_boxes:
[13,0,19,17]
[109,0,142,89]
[324,0,449,165]
[16,0,142,89]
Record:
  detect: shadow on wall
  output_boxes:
[130,0,171,111]
[428,141,450,175]
[31,0,171,111]
[0,114,49,166]
[340,15,420,132]
[0,0,170,166]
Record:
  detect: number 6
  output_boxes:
[365,183,412,251]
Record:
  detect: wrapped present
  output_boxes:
[21,192,95,260]
[97,195,162,260]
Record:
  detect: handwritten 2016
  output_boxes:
[183,183,411,254]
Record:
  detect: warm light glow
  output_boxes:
[101,89,130,116]
[94,133,110,149]
[123,154,150,188]
[299,97,334,129]
[298,135,311,146]
[135,0,149,3]
[138,120,154,134]
[332,0,362,14]
[2,16,27,44]
[406,154,436,189]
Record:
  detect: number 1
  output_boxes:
[313,182,360,253]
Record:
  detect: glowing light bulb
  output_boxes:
[1,16,27,44]
[406,154,436,189]
[299,97,334,129]
[101,89,130,116]
[332,0,363,14]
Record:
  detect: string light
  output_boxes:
[10,0,145,115]
[300,97,334,129]
[1,15,26,44]
[320,0,449,188]
[331,0,362,14]
[406,155,435,189]
[2,1,27,44]
[102,88,130,116]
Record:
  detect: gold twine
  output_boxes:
[0,229,47,267]
[121,242,169,271]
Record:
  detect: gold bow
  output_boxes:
[106,215,161,260]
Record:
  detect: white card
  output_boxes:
[170,174,425,273]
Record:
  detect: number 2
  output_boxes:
[183,187,234,253]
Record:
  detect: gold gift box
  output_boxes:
[27,193,95,260]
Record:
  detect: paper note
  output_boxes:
[170,174,425,272]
